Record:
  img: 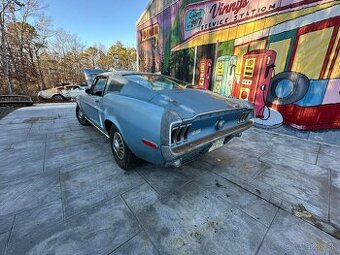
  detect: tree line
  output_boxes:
[0,0,137,96]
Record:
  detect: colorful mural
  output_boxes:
[137,0,340,130]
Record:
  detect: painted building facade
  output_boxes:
[137,0,340,130]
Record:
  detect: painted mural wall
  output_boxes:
[137,0,340,130]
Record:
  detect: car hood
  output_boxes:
[150,89,253,119]
[83,69,109,86]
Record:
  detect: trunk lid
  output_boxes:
[150,89,250,119]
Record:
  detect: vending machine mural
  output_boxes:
[137,0,340,131]
[197,58,213,90]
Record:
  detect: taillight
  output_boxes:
[171,124,191,145]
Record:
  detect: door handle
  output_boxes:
[94,100,99,103]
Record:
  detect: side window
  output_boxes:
[106,79,124,93]
[92,78,107,96]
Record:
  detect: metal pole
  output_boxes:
[211,41,220,91]
[192,45,197,85]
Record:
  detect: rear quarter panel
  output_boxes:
[101,94,166,165]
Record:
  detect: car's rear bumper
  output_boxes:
[161,120,254,167]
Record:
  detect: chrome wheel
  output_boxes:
[77,109,84,120]
[113,132,125,160]
[76,105,91,126]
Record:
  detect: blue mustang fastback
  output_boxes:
[76,71,254,170]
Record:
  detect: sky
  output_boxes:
[44,0,150,48]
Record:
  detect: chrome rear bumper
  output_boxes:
[161,120,254,165]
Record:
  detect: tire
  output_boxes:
[109,126,137,170]
[267,72,310,105]
[76,105,91,126]
[52,94,64,100]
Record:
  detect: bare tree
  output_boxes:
[0,1,137,96]
[0,0,24,94]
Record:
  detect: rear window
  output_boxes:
[124,74,190,90]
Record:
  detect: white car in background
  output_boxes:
[38,85,86,100]
[38,69,107,100]
[61,85,87,100]
[38,85,65,100]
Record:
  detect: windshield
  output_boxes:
[124,74,190,90]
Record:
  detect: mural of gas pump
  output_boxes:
[232,49,284,128]
[197,58,213,90]
[213,55,237,97]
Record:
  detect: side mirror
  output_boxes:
[85,88,92,94]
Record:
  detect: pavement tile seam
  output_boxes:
[121,176,273,252]
[47,135,107,150]
[107,230,143,255]
[257,155,330,181]
[42,135,48,173]
[256,128,340,148]
[0,168,48,186]
[24,123,33,139]
[200,157,268,188]
[119,194,161,255]
[0,200,63,226]
[45,138,109,155]
[328,169,331,223]
[60,158,114,175]
[58,168,65,223]
[61,195,125,225]
[133,168,195,208]
[190,176,273,228]
[259,145,320,166]
[328,170,340,230]
[138,164,199,198]
[249,157,270,183]
[0,175,61,217]
[208,160,340,239]
[204,159,294,208]
[249,176,328,216]
[258,154,329,181]
[315,143,322,165]
[169,179,196,197]
[0,218,12,235]
[255,147,273,160]
[135,169,163,197]
[195,171,282,223]
[223,143,270,159]
[62,181,147,222]
[187,179,272,229]
[254,205,281,255]
[133,181,270,254]
[3,215,15,255]
[119,181,152,198]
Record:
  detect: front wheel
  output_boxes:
[110,126,138,170]
[76,105,91,126]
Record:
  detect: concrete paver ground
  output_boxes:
[0,103,339,254]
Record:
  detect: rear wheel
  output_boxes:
[53,94,64,100]
[76,105,91,126]
[109,126,137,170]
